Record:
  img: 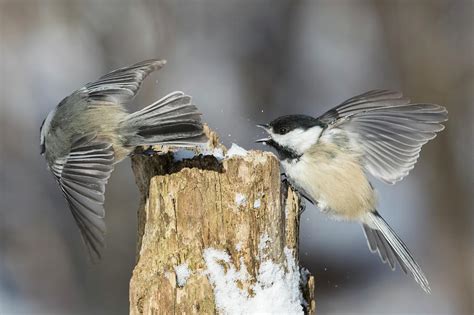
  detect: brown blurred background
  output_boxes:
[0,0,472,314]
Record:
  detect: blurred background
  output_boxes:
[0,0,472,314]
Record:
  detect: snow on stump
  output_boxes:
[130,128,316,314]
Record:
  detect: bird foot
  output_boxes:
[280,173,307,215]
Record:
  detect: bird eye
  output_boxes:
[279,127,288,134]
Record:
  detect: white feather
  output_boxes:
[268,126,323,155]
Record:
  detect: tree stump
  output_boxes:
[129,129,315,314]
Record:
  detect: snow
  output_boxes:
[209,147,225,160]
[173,147,225,162]
[203,235,304,314]
[258,234,270,252]
[172,143,248,162]
[200,147,225,161]
[235,242,243,252]
[253,199,261,209]
[226,143,248,157]
[235,193,247,206]
[173,149,197,162]
[175,263,191,287]
[300,267,310,287]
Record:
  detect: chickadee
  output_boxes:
[40,59,206,261]
[257,90,447,293]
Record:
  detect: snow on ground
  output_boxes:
[175,263,191,287]
[203,235,304,314]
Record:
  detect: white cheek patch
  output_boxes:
[269,126,323,154]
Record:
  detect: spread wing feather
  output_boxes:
[83,59,166,103]
[51,134,114,261]
[319,90,447,184]
[58,59,167,107]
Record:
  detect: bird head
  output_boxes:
[256,115,324,158]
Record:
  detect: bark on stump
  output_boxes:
[130,130,315,314]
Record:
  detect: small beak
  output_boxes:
[256,124,270,131]
[255,137,271,143]
[256,124,271,143]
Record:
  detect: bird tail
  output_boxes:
[120,91,206,147]
[362,211,431,293]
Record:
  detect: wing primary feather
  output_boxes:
[81,59,166,105]
[51,136,115,261]
[319,91,447,183]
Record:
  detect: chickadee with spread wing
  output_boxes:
[40,59,206,261]
[257,90,447,293]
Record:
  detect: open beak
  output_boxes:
[256,124,271,143]
[255,138,271,143]
[256,124,270,131]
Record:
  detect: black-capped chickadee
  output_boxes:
[40,59,206,261]
[257,90,447,293]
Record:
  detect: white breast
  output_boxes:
[282,158,328,210]
[282,143,376,221]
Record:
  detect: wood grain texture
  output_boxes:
[130,128,315,314]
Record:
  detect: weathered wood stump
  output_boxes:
[130,129,315,314]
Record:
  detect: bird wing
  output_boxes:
[58,59,167,107]
[319,90,447,184]
[50,133,115,261]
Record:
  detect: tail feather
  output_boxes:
[121,91,206,146]
[363,211,431,293]
[126,92,193,119]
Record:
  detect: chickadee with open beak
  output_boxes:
[40,59,206,261]
[257,90,447,293]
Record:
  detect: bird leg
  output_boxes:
[280,173,311,215]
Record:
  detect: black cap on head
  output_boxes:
[269,115,322,135]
